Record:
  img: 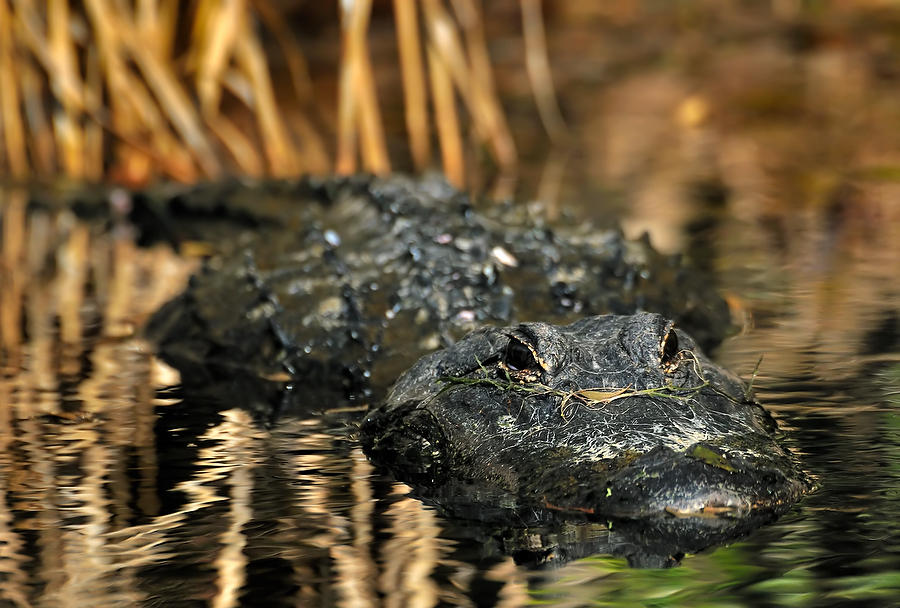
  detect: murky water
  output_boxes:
[1,179,898,607]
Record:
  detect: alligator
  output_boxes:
[145,174,732,414]
[3,173,811,568]
[139,175,809,566]
[361,313,811,534]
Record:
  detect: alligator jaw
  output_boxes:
[568,444,812,521]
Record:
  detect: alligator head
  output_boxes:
[362,312,811,524]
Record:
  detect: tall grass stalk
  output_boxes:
[0,0,561,186]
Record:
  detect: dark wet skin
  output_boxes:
[146,175,732,413]
[362,312,812,523]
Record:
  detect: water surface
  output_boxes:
[0,184,898,607]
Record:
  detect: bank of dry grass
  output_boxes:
[0,0,567,188]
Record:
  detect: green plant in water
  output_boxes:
[745,354,765,401]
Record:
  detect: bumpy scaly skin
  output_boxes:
[147,175,732,406]
[362,312,811,520]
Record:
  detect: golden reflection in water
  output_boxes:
[0,380,29,608]
[0,194,196,606]
[714,180,900,406]
[268,418,475,606]
[379,496,442,607]
[486,557,530,608]
[57,431,145,605]
[331,448,379,608]
[57,222,90,349]
[4,193,490,604]
[290,427,366,605]
[0,482,29,608]
[198,409,264,608]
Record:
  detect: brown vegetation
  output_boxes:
[0,0,565,187]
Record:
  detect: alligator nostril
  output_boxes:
[661,328,680,366]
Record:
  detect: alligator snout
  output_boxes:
[588,443,809,520]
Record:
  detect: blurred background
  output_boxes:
[2,1,900,246]
[1,2,900,606]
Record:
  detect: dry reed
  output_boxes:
[0,0,563,187]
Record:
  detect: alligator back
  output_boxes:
[146,174,733,410]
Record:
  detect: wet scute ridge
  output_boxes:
[145,174,734,413]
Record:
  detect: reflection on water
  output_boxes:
[0,181,899,605]
[0,190,193,607]
[3,6,900,603]
[521,201,900,605]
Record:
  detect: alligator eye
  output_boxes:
[504,337,538,372]
[661,329,680,366]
